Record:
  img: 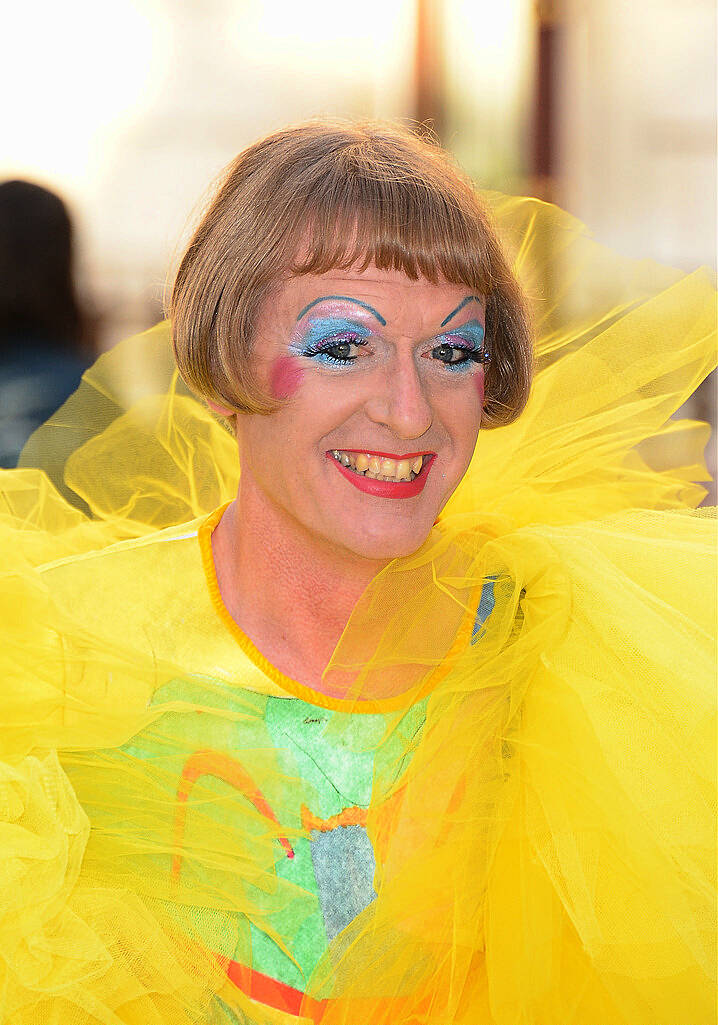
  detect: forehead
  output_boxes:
[268,264,484,332]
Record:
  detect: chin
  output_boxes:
[337,519,435,562]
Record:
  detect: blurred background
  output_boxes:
[1,0,716,492]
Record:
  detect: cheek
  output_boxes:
[474,369,485,406]
[269,356,304,399]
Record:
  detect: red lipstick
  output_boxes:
[325,450,435,499]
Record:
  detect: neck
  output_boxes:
[211,483,387,692]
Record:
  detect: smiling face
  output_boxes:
[220,265,487,562]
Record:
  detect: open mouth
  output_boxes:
[328,450,431,482]
[326,449,436,499]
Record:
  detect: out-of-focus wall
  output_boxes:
[5,1,713,338]
[555,0,716,272]
[441,0,536,193]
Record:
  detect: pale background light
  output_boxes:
[443,0,535,191]
[2,0,714,348]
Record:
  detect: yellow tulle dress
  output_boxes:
[1,195,715,1025]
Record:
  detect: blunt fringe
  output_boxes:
[169,119,532,428]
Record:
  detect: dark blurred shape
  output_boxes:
[0,179,90,467]
[531,1,559,202]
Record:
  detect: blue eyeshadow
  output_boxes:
[291,317,372,354]
[441,319,485,347]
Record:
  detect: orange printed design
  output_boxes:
[223,959,449,1023]
[223,958,326,1019]
[172,748,295,878]
[301,804,367,833]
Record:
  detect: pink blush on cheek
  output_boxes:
[474,370,485,405]
[269,356,304,399]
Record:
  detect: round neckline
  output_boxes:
[197,503,468,714]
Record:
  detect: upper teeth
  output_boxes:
[330,451,425,482]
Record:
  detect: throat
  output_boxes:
[210,500,382,693]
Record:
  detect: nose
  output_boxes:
[364,354,433,439]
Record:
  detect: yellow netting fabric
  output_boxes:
[0,195,716,1024]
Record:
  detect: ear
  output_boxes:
[207,398,236,417]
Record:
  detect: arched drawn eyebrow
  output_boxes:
[440,295,482,328]
[295,295,387,325]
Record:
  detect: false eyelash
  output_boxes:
[435,343,488,372]
[301,334,368,362]
[436,331,491,370]
[442,352,482,372]
[468,349,491,366]
[440,322,486,358]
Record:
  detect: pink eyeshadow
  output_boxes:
[269,356,303,399]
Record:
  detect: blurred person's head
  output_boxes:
[0,180,84,352]
[170,120,532,560]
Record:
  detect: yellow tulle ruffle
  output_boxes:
[0,194,715,1024]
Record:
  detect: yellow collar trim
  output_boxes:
[198,503,476,714]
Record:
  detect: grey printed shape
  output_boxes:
[310,824,377,941]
